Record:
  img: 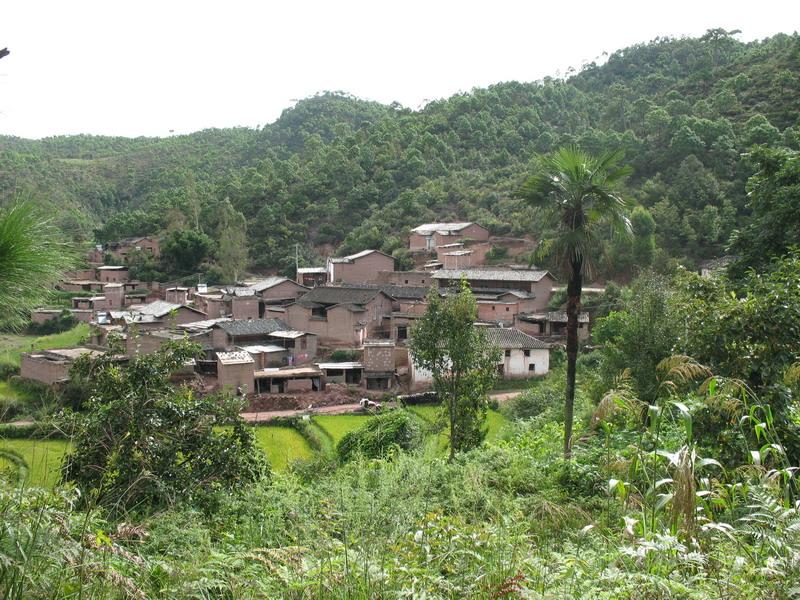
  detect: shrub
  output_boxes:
[0,362,19,380]
[336,410,424,462]
[329,349,361,362]
[26,310,77,335]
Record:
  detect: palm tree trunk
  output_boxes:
[564,261,582,459]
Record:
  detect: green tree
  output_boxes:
[160,228,214,276]
[409,282,501,460]
[63,340,268,512]
[216,199,249,283]
[729,147,800,277]
[631,205,656,267]
[517,146,631,457]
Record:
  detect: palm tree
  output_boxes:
[517,146,631,458]
[0,202,75,329]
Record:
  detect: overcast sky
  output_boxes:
[1,1,797,139]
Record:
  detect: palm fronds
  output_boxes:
[0,202,76,329]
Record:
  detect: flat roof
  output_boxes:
[97,265,128,270]
[254,366,322,379]
[217,351,254,365]
[432,269,551,282]
[297,267,327,274]
[316,362,363,370]
[269,330,310,339]
[239,344,285,354]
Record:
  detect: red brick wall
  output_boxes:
[331,253,395,284]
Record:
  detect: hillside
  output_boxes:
[1,30,798,278]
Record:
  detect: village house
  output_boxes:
[96,265,129,283]
[432,268,555,310]
[362,339,396,390]
[327,250,395,284]
[514,311,591,344]
[59,279,105,293]
[123,300,207,332]
[377,270,434,287]
[99,236,161,261]
[296,267,328,288]
[31,308,94,325]
[20,347,107,385]
[209,318,317,365]
[283,285,395,346]
[409,222,490,251]
[409,327,549,389]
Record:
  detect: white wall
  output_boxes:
[501,348,549,377]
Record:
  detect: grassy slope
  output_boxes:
[313,414,374,444]
[0,323,90,368]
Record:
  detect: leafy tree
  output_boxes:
[729,147,800,277]
[160,228,214,276]
[63,340,268,512]
[517,146,631,457]
[216,199,248,283]
[0,202,74,329]
[409,282,501,460]
[631,206,656,267]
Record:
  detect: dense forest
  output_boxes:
[1,29,798,280]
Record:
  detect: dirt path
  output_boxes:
[241,402,368,423]
[489,390,524,402]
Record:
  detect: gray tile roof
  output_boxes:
[216,318,290,337]
[297,286,385,307]
[432,269,552,282]
[484,327,550,349]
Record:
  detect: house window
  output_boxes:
[524,350,530,357]
[311,307,326,319]
[528,364,535,372]
[505,307,510,312]
[300,338,307,350]
[397,325,408,341]
[492,306,496,311]
[404,280,409,284]
[504,349,511,357]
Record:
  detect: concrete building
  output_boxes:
[216,351,255,395]
[327,250,395,284]
[363,339,395,390]
[409,222,490,251]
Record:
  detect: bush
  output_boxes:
[329,349,361,362]
[0,362,19,380]
[503,386,562,420]
[336,410,424,462]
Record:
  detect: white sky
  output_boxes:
[1,0,797,139]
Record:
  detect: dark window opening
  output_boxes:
[528,364,535,372]
[524,350,530,357]
[504,349,511,357]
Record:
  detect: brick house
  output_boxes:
[363,339,396,389]
[104,236,161,260]
[409,222,490,251]
[432,268,555,309]
[296,267,328,287]
[284,286,394,346]
[514,311,591,344]
[20,348,106,385]
[210,318,317,364]
[327,250,395,284]
[97,266,130,283]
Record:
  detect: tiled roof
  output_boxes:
[216,318,290,337]
[298,286,384,307]
[484,327,550,349]
[411,222,474,234]
[432,269,551,282]
[135,300,182,317]
[245,277,296,292]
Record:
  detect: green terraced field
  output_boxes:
[0,438,70,488]
[252,425,313,471]
[312,414,374,444]
[410,404,508,441]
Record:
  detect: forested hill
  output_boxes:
[1,30,798,279]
